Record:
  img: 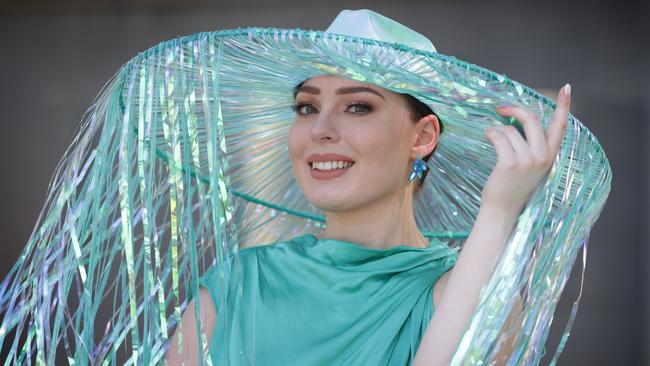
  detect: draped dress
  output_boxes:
[197,233,459,365]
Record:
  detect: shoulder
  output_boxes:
[164,288,217,363]
[186,288,218,337]
[198,287,218,321]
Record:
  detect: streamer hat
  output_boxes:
[0,7,611,366]
[177,7,605,241]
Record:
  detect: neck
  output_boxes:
[316,185,428,249]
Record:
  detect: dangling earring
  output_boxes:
[408,154,428,182]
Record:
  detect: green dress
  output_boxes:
[198,233,459,365]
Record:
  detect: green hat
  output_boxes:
[0,8,611,365]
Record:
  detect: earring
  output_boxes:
[408,154,428,182]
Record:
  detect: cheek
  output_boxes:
[364,129,413,190]
[287,123,306,163]
[354,124,407,167]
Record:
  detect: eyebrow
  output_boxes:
[296,85,386,100]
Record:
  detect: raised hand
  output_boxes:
[481,84,571,216]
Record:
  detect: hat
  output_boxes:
[0,8,611,365]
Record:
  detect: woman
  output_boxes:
[1,7,603,366]
[164,73,570,365]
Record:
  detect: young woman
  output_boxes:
[0,6,608,365]
[165,74,570,365]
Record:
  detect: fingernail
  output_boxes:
[564,83,571,96]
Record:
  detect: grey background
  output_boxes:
[1,0,647,364]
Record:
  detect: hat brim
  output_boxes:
[121,27,609,244]
[116,29,611,362]
[0,26,611,364]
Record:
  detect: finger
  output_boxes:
[547,84,571,155]
[495,105,548,157]
[485,128,516,167]
[493,125,533,164]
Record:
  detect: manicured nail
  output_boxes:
[564,83,571,96]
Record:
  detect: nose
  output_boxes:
[310,108,340,143]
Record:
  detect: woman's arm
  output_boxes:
[415,84,571,365]
[417,203,520,365]
[164,288,217,365]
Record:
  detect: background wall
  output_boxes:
[1,0,647,364]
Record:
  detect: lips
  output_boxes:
[307,153,356,180]
[306,153,355,165]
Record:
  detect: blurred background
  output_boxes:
[0,0,647,364]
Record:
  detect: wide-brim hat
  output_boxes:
[0,8,611,365]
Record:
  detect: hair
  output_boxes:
[400,93,443,196]
[292,81,443,196]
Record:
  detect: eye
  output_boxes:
[291,102,318,116]
[347,102,372,114]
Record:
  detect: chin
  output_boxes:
[306,190,354,212]
[312,201,354,213]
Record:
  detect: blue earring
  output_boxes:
[408,154,428,182]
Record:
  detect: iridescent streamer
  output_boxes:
[0,28,611,365]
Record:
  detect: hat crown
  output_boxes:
[325,9,437,53]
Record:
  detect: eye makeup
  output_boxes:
[291,101,374,116]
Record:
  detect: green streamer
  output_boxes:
[0,24,611,365]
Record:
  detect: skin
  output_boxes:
[165,74,570,365]
[288,75,440,249]
[164,289,216,365]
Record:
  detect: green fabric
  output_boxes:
[198,233,459,365]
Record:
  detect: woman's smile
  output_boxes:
[309,160,356,180]
[307,152,356,180]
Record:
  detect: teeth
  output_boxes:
[311,160,354,171]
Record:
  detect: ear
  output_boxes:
[411,114,440,159]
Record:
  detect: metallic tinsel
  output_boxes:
[0,28,611,365]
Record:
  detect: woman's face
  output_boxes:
[288,75,422,213]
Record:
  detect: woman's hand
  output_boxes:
[481,84,571,217]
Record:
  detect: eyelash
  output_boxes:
[291,102,373,116]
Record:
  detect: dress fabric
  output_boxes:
[198,233,459,365]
